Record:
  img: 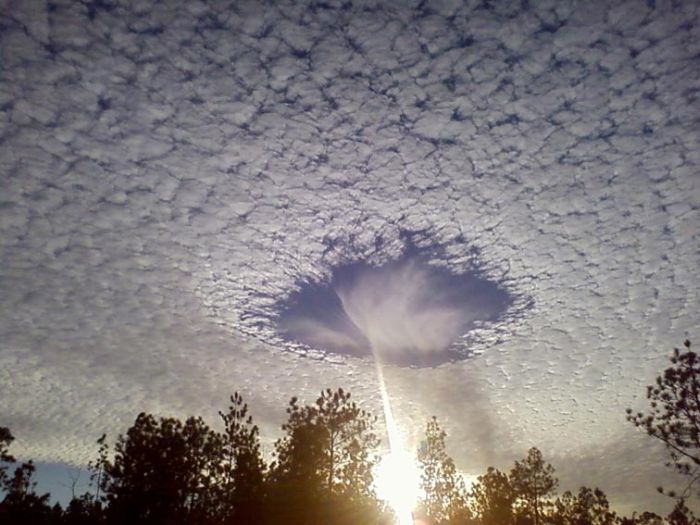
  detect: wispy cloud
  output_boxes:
[279,258,511,366]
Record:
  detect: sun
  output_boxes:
[374,449,421,525]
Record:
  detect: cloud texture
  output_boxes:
[0,0,699,514]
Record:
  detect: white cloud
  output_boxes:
[0,0,698,514]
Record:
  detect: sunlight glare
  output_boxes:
[374,449,420,525]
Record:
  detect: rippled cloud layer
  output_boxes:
[0,0,698,514]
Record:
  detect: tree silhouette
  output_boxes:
[469,467,516,525]
[0,426,15,487]
[551,487,616,525]
[62,493,104,525]
[418,417,470,524]
[7,381,700,525]
[509,447,558,525]
[218,392,266,524]
[0,458,55,524]
[100,413,224,525]
[58,434,108,525]
[267,388,382,524]
[627,340,700,499]
[87,434,108,504]
[618,511,664,525]
[666,497,699,525]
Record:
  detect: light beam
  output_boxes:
[372,356,419,525]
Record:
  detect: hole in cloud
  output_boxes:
[276,252,513,367]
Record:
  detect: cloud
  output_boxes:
[0,0,698,515]
[338,261,473,359]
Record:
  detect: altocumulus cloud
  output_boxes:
[0,0,698,515]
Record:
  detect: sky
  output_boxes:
[0,0,699,515]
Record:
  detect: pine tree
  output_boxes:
[627,340,700,498]
[470,467,516,525]
[267,388,381,524]
[218,392,266,524]
[0,426,15,487]
[0,459,54,525]
[417,417,469,524]
[552,487,616,525]
[509,447,557,525]
[100,413,224,525]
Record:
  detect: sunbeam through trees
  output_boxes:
[2,342,700,524]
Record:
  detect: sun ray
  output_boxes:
[372,355,420,525]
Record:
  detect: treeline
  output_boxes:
[1,341,699,525]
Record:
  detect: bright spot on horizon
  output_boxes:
[461,472,478,489]
[374,449,421,525]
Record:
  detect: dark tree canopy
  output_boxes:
[0,431,56,525]
[61,493,104,525]
[0,426,16,486]
[100,413,225,525]
[552,487,617,525]
[469,467,516,525]
[665,498,699,525]
[267,388,383,525]
[218,392,266,524]
[509,447,558,525]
